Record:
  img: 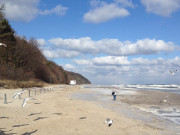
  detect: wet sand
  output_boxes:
[0,85,178,135]
[119,90,180,106]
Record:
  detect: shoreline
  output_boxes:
[73,86,180,134]
[0,85,179,135]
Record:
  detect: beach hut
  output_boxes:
[70,80,76,85]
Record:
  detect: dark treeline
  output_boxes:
[0,5,90,84]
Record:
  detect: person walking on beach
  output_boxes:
[112,89,118,101]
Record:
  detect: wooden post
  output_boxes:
[4,93,7,104]
[28,90,31,97]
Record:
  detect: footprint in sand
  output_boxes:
[28,113,42,116]
[22,129,38,135]
[34,103,41,104]
[13,124,29,127]
[33,117,48,121]
[79,117,87,120]
[52,113,62,115]
[0,117,9,119]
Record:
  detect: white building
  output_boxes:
[70,80,76,85]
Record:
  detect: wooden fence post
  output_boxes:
[4,93,7,104]
[28,90,31,97]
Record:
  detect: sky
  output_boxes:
[1,0,180,85]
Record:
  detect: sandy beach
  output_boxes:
[0,85,179,135]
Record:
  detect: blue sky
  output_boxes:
[1,0,180,84]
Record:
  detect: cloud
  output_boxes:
[2,0,68,22]
[73,56,172,68]
[2,0,39,22]
[41,49,59,59]
[128,38,176,55]
[93,56,130,66]
[48,37,178,56]
[114,0,134,8]
[73,59,92,65]
[72,56,180,84]
[49,37,97,54]
[39,5,68,16]
[37,39,46,46]
[132,57,165,66]
[64,64,75,71]
[39,36,180,84]
[41,48,79,59]
[83,1,129,23]
[140,0,180,17]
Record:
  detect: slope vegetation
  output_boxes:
[0,9,91,86]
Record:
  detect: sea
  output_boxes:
[77,84,180,130]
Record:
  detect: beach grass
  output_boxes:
[0,79,47,89]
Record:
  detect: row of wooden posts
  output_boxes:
[1,87,54,104]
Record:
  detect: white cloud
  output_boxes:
[114,0,134,8]
[64,64,75,71]
[37,39,46,46]
[74,56,165,68]
[39,5,68,16]
[2,0,68,22]
[48,37,178,56]
[89,0,102,8]
[72,56,180,84]
[39,36,180,85]
[49,37,97,54]
[129,38,176,55]
[57,50,79,58]
[42,49,59,59]
[132,57,165,66]
[41,48,79,59]
[140,0,180,17]
[93,56,130,66]
[73,59,92,65]
[3,0,39,22]
[83,1,129,23]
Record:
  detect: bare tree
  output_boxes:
[0,4,5,20]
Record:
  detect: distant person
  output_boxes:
[112,89,118,101]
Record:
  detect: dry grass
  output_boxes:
[0,79,48,89]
